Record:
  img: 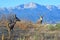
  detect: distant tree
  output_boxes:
[0,14,7,21]
[0,14,7,26]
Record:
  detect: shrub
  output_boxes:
[48,24,56,31]
[55,23,60,30]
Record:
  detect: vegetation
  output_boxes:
[0,13,60,40]
[55,23,60,30]
[47,23,60,31]
[47,24,56,31]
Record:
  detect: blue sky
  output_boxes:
[0,0,60,8]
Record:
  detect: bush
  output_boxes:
[48,24,56,31]
[55,23,60,30]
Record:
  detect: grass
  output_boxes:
[0,21,60,40]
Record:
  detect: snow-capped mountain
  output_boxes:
[0,2,60,23]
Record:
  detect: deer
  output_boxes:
[8,14,21,31]
[37,16,43,24]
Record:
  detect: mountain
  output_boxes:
[0,2,60,23]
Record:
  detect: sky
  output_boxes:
[0,0,60,8]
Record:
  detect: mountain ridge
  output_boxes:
[0,2,60,23]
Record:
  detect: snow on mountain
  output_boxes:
[24,2,37,8]
[57,5,60,9]
[0,8,6,11]
[0,3,60,23]
[46,5,52,11]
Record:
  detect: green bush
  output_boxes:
[55,23,60,30]
[48,23,60,31]
[48,24,56,31]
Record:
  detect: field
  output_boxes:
[0,14,60,40]
[0,21,60,40]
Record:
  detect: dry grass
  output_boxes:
[0,20,60,40]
